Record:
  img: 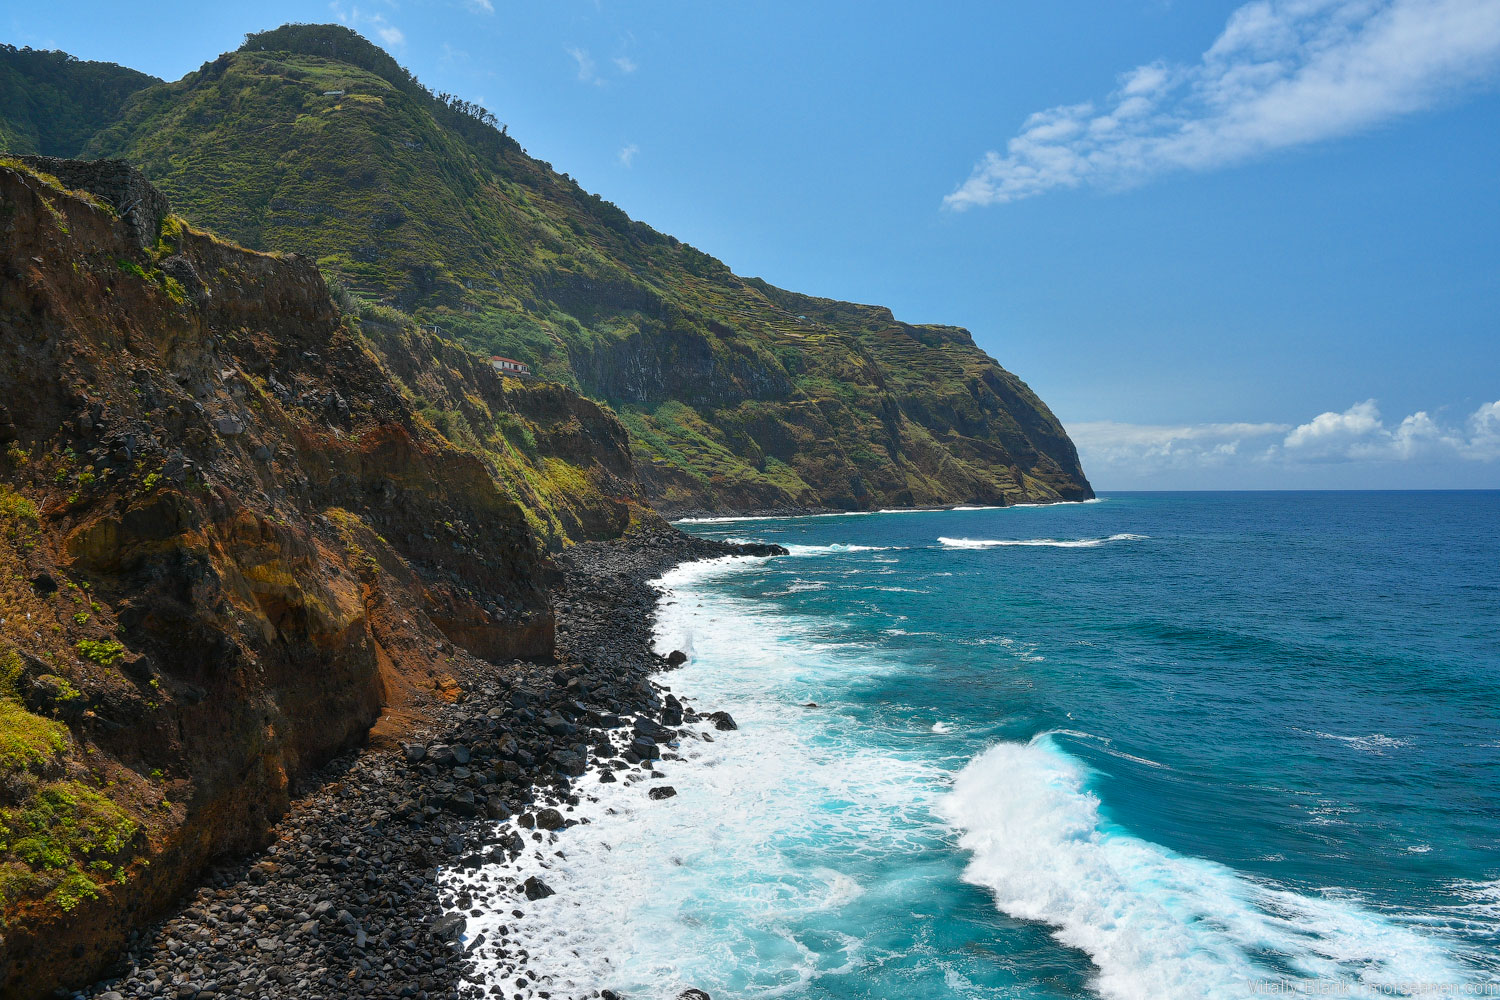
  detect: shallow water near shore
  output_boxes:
[461,492,1500,999]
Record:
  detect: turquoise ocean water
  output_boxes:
[462,492,1500,999]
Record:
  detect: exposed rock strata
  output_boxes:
[0,160,653,999]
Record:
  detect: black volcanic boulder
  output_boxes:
[522,876,555,900]
[633,715,671,741]
[707,711,738,731]
[662,693,684,726]
[552,749,586,776]
[430,914,465,943]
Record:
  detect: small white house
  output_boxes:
[323,90,346,97]
[490,356,531,375]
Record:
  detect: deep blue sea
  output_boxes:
[457,492,1500,999]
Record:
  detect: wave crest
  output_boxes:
[937,735,1467,999]
[938,533,1147,549]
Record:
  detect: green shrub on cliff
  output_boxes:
[75,638,125,666]
[0,699,68,775]
[0,645,136,914]
[0,647,71,792]
[0,484,39,549]
[0,780,138,910]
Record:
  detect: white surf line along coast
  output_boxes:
[937,533,1147,549]
[441,551,947,998]
[672,497,1102,525]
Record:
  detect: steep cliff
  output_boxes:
[59,24,1091,513]
[0,158,649,998]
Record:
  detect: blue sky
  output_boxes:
[8,0,1499,489]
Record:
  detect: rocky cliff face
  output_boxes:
[0,158,649,998]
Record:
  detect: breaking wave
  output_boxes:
[939,735,1471,999]
[938,533,1148,549]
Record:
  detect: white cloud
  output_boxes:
[1069,419,1291,470]
[1281,398,1385,456]
[568,46,637,86]
[1281,399,1478,461]
[465,0,495,12]
[330,3,406,49]
[1468,400,1500,459]
[567,46,603,86]
[1070,398,1500,485]
[945,0,1500,209]
[618,143,639,167]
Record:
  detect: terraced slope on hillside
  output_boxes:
[68,24,1091,514]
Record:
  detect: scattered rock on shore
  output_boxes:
[79,526,772,1000]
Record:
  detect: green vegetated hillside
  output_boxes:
[14,24,1091,514]
[0,46,158,156]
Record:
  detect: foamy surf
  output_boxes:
[673,510,881,524]
[783,542,895,555]
[1312,731,1414,754]
[938,533,1147,549]
[448,496,1497,1000]
[672,498,1100,525]
[446,553,947,998]
[938,734,1469,999]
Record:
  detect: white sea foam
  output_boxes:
[967,635,1045,661]
[938,734,1469,999]
[672,498,1100,525]
[672,510,879,524]
[1313,731,1413,754]
[771,579,828,594]
[783,542,895,555]
[1442,880,1500,929]
[938,533,1147,549]
[448,547,1483,999]
[447,552,946,998]
[1098,746,1170,769]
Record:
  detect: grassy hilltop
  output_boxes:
[7,23,1091,514]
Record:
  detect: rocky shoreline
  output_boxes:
[77,527,783,1000]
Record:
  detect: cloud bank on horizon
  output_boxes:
[945,0,1500,209]
[1070,399,1500,487]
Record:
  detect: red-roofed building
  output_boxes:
[490,356,531,375]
